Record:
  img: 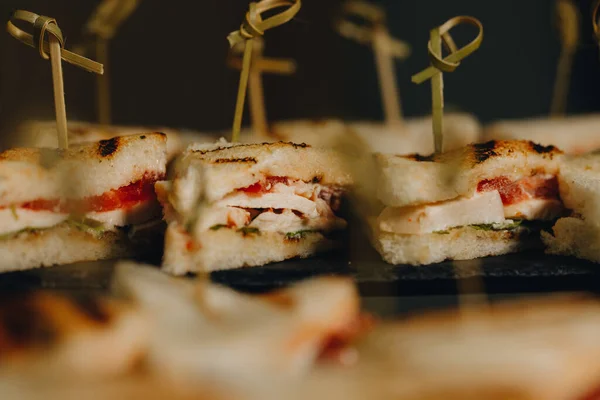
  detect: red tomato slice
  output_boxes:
[17,176,159,214]
[239,176,289,194]
[477,176,559,206]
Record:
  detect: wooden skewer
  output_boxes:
[429,28,444,154]
[412,16,483,154]
[228,38,296,138]
[550,0,579,118]
[227,0,302,143]
[372,26,403,127]
[550,46,575,118]
[96,36,111,125]
[248,42,269,138]
[232,40,254,143]
[335,1,410,128]
[49,35,68,149]
[7,10,104,151]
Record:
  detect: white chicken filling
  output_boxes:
[172,180,345,237]
[378,190,563,235]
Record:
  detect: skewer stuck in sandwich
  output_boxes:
[371,140,565,265]
[0,133,167,272]
[156,140,352,275]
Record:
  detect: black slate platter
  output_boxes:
[0,248,599,297]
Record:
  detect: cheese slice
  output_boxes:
[503,198,563,220]
[88,199,162,227]
[378,191,506,235]
[0,208,68,236]
[0,199,162,237]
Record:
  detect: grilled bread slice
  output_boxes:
[377,140,563,208]
[0,289,147,378]
[373,223,540,266]
[162,221,334,274]
[15,120,208,161]
[543,153,600,262]
[484,114,600,155]
[350,113,481,155]
[181,140,352,203]
[0,132,167,205]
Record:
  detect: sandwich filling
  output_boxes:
[159,175,346,242]
[378,173,563,235]
[0,173,164,238]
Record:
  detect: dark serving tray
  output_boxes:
[0,247,598,298]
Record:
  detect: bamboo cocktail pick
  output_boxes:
[412,16,483,154]
[335,1,410,128]
[593,0,600,57]
[84,0,141,124]
[7,10,104,149]
[228,37,296,138]
[551,0,579,117]
[228,0,301,143]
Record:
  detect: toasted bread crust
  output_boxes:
[372,224,540,265]
[162,222,334,275]
[0,223,134,272]
[484,114,600,154]
[15,120,189,160]
[377,140,563,207]
[0,133,167,206]
[181,140,353,202]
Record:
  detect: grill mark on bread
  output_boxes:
[473,140,498,164]
[405,153,436,162]
[212,157,257,164]
[192,142,311,155]
[98,137,120,157]
[531,142,557,154]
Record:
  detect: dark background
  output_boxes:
[1,0,600,144]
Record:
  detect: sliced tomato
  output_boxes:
[16,176,160,214]
[477,175,559,206]
[239,176,289,194]
[84,179,157,212]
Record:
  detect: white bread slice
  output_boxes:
[0,292,148,380]
[345,295,600,400]
[180,140,352,203]
[555,153,600,220]
[350,113,481,155]
[542,217,600,262]
[0,132,167,206]
[542,153,600,262]
[372,224,539,266]
[14,120,207,160]
[115,262,359,382]
[238,114,479,155]
[484,114,600,154]
[0,223,133,272]
[377,140,563,208]
[162,222,334,275]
